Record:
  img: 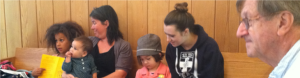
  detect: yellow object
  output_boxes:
[158,74,164,78]
[39,54,65,78]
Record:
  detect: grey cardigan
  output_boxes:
[88,36,133,73]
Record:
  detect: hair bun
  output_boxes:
[175,2,188,12]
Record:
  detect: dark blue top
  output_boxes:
[62,54,98,78]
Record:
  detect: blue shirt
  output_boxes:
[62,54,98,78]
[269,40,300,78]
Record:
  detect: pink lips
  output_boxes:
[170,42,175,45]
[244,37,252,43]
[57,48,62,51]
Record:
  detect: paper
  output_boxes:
[39,54,65,78]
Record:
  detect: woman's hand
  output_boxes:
[31,68,45,77]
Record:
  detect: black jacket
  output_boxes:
[166,24,224,78]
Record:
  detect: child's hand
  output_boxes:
[32,68,45,77]
[65,51,72,58]
[65,51,72,63]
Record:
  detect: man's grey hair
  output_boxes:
[236,0,300,25]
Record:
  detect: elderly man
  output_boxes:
[236,0,300,78]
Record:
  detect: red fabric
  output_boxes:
[1,60,16,71]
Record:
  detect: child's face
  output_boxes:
[69,40,86,58]
[140,55,160,70]
[55,33,71,54]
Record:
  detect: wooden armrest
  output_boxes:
[1,57,16,64]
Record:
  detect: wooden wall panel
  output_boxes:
[71,0,89,36]
[215,0,239,52]
[228,0,240,52]
[1,1,273,78]
[0,0,7,59]
[192,1,215,38]
[88,0,107,36]
[222,52,273,78]
[169,0,191,13]
[37,0,53,48]
[5,0,22,57]
[128,0,147,50]
[215,1,229,52]
[53,0,71,23]
[108,0,128,41]
[20,0,38,48]
[148,0,169,51]
[227,1,239,52]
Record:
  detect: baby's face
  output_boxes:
[69,40,85,58]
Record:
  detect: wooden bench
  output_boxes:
[0,48,56,71]
[1,48,273,78]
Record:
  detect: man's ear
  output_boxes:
[277,11,294,36]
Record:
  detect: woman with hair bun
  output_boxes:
[164,2,224,78]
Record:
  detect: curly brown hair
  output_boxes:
[44,21,85,54]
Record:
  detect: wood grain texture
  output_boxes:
[128,0,148,50]
[222,52,273,78]
[20,0,38,48]
[227,0,239,52]
[215,0,239,52]
[71,0,89,36]
[108,0,128,41]
[5,0,22,57]
[192,0,215,38]
[239,38,247,53]
[14,48,55,70]
[37,0,53,48]
[148,0,169,51]
[0,0,7,59]
[53,0,71,23]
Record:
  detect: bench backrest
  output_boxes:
[13,48,55,70]
[1,48,273,78]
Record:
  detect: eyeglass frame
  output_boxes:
[240,15,261,30]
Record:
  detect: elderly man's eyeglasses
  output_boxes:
[240,16,261,30]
